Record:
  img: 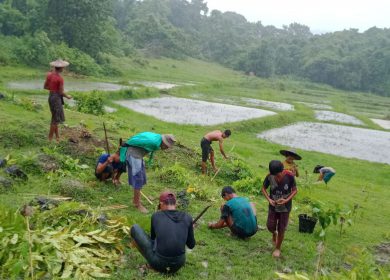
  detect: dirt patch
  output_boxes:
[257,122,390,164]
[115,97,276,125]
[371,119,390,129]
[314,110,364,125]
[374,242,390,265]
[60,126,107,157]
[242,97,294,111]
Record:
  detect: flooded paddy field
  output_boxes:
[314,110,364,125]
[7,80,128,92]
[115,96,276,125]
[297,102,333,110]
[371,119,390,129]
[241,98,294,111]
[257,122,390,164]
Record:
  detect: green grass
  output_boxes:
[0,59,389,279]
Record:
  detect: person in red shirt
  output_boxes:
[44,59,72,142]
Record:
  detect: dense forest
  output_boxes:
[1,0,390,96]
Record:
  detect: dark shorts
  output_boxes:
[267,210,290,233]
[200,137,213,162]
[130,225,185,273]
[95,165,113,180]
[230,224,257,239]
[48,93,65,125]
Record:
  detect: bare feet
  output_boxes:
[272,249,281,258]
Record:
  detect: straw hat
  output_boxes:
[280,149,302,160]
[50,59,69,68]
[161,134,176,148]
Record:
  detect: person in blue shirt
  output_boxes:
[95,151,126,186]
[208,186,257,239]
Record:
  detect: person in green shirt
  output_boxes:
[208,186,257,239]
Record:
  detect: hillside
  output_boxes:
[0,58,389,279]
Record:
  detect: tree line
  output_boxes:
[1,0,389,96]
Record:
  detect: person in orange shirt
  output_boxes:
[280,149,302,177]
[43,59,72,142]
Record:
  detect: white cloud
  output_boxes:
[205,0,390,32]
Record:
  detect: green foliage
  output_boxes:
[0,202,130,279]
[232,176,262,195]
[158,162,190,188]
[74,91,105,115]
[217,159,253,182]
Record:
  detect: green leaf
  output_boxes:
[72,235,97,245]
[10,233,18,245]
[61,264,74,279]
[319,229,326,237]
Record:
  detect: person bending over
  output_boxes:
[95,151,126,185]
[200,129,231,174]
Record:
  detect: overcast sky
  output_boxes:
[205,0,390,33]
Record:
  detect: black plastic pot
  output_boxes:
[298,214,317,233]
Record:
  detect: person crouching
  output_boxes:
[208,186,257,239]
[130,191,195,274]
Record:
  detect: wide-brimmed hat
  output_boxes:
[159,191,176,204]
[161,134,176,148]
[50,59,69,68]
[280,149,302,160]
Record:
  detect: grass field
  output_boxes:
[0,58,389,279]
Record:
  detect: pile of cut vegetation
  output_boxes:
[0,200,131,279]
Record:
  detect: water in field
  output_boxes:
[115,96,276,125]
[7,80,128,92]
[129,81,178,90]
[371,118,390,129]
[314,110,364,125]
[242,97,294,111]
[258,122,390,164]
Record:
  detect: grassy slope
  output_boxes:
[0,58,389,279]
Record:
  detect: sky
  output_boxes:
[205,0,390,33]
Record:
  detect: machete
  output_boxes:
[192,205,212,225]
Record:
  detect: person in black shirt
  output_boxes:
[130,191,195,273]
[262,160,297,258]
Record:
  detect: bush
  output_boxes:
[158,163,190,188]
[217,159,253,182]
[233,176,262,195]
[74,91,105,115]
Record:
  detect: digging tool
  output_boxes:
[103,122,110,154]
[141,190,154,205]
[210,144,235,181]
[192,205,212,225]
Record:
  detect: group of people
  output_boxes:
[44,59,336,274]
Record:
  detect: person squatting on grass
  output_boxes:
[208,186,258,239]
[280,149,302,177]
[200,129,231,175]
[130,191,195,274]
[119,132,176,213]
[44,59,72,142]
[95,151,126,186]
[262,160,297,258]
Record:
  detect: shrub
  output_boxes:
[158,163,190,188]
[217,159,253,182]
[74,91,105,115]
[233,176,262,195]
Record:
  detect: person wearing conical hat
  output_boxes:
[280,149,302,177]
[43,59,72,142]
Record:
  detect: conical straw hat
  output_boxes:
[50,59,69,68]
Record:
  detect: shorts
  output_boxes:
[267,210,290,233]
[323,172,335,184]
[200,137,213,162]
[95,165,113,180]
[230,224,257,239]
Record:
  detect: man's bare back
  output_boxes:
[204,130,224,142]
